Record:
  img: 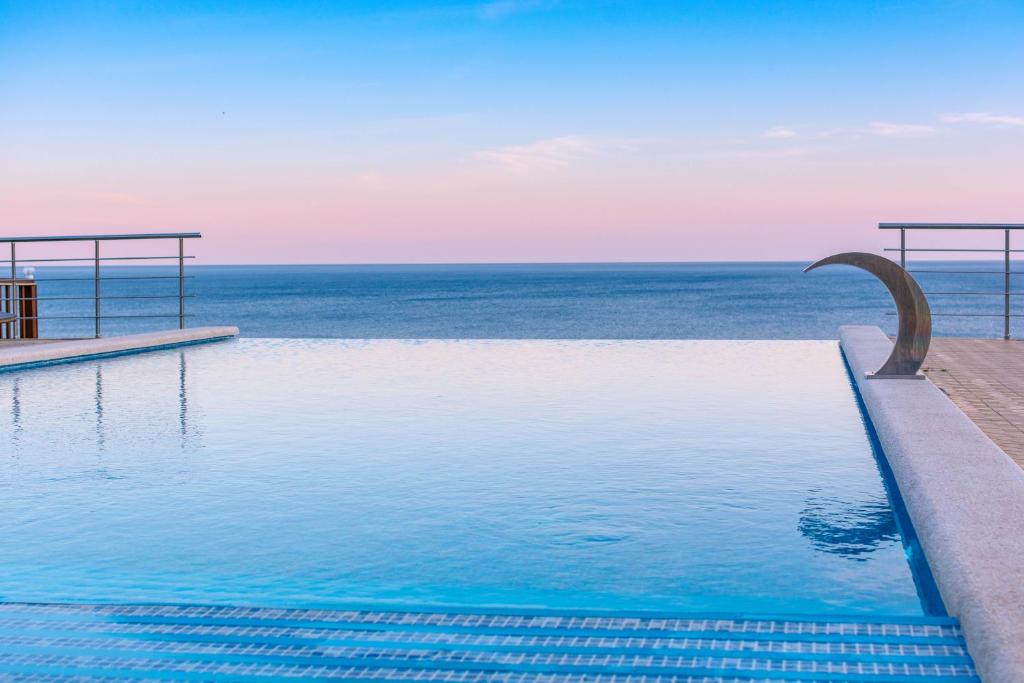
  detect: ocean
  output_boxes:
[14,261,1017,340]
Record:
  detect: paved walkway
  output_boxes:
[0,339,63,347]
[0,327,238,370]
[923,338,1024,468]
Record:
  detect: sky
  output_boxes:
[1,0,1023,264]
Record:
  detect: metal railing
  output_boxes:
[881,223,1024,340]
[0,232,201,340]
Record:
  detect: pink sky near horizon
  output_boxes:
[3,130,1021,264]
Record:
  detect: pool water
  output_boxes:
[0,339,931,615]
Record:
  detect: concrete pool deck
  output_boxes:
[923,338,1024,470]
[0,326,239,370]
[841,326,1024,683]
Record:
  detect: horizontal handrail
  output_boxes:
[926,292,1024,296]
[0,232,201,243]
[22,295,196,302]
[909,269,1023,274]
[18,315,195,321]
[26,276,195,282]
[0,255,195,264]
[886,312,1014,317]
[884,248,1024,253]
[880,223,1024,230]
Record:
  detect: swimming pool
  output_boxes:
[0,339,935,616]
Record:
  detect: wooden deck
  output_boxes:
[923,338,1024,469]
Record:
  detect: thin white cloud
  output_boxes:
[868,122,938,138]
[763,126,798,139]
[477,135,600,170]
[942,112,1024,127]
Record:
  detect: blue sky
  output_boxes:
[1,1,1022,262]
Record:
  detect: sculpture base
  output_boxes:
[865,372,926,380]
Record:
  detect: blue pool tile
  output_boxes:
[0,604,977,682]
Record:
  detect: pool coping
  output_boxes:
[840,325,1024,683]
[0,326,239,371]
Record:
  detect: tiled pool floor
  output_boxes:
[0,603,976,682]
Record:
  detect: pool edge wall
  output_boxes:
[840,325,1024,683]
[0,326,240,370]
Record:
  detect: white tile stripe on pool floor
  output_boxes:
[0,604,977,682]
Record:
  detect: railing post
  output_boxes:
[94,239,101,338]
[1005,229,1011,340]
[178,237,185,329]
[900,228,906,269]
[8,242,16,339]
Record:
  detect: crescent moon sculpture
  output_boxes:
[804,252,931,379]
